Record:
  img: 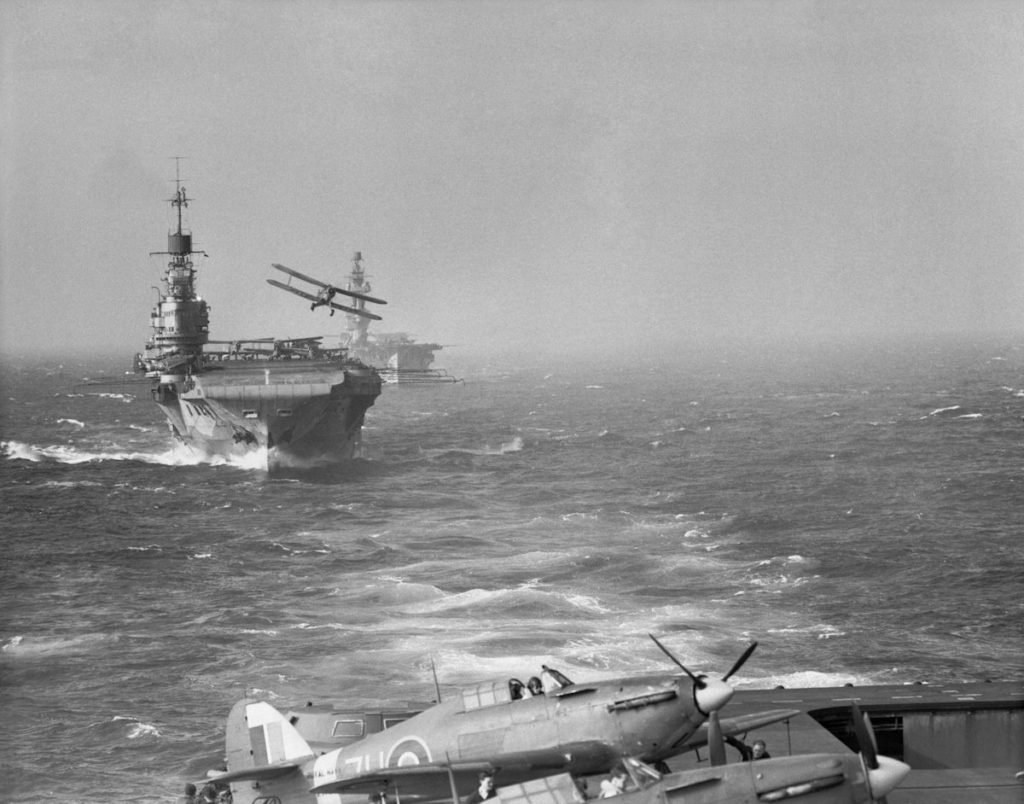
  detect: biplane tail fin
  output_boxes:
[208,700,316,801]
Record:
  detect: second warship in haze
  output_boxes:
[134,176,385,470]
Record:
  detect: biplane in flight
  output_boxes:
[269,263,388,319]
[203,637,811,804]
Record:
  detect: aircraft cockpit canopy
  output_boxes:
[541,665,573,691]
[462,680,515,711]
[460,667,576,712]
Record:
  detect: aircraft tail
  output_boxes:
[210,699,317,802]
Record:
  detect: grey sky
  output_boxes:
[2,0,1022,359]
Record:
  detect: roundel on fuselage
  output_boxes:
[386,737,432,767]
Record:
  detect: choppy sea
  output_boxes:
[2,335,1023,803]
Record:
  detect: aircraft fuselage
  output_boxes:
[311,674,702,795]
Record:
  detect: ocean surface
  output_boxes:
[2,335,1022,802]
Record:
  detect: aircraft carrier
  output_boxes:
[134,179,383,470]
[337,252,452,384]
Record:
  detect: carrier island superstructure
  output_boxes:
[134,180,383,469]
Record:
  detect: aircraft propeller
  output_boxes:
[851,702,910,802]
[706,710,727,767]
[648,634,758,715]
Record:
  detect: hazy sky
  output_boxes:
[2,0,1022,360]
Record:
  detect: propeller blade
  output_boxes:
[648,634,706,689]
[707,711,727,767]
[851,703,879,769]
[849,703,910,801]
[722,641,758,682]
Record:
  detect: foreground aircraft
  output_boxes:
[206,638,802,803]
[268,263,387,319]
[480,702,909,804]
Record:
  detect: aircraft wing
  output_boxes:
[267,280,383,320]
[271,263,388,305]
[310,749,575,796]
[677,709,801,750]
[272,262,329,288]
[329,299,383,320]
[310,763,491,795]
[268,279,320,302]
[339,288,388,305]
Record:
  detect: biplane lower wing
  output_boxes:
[266,279,383,320]
[330,299,383,320]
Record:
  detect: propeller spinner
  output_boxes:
[648,634,758,716]
[851,702,911,802]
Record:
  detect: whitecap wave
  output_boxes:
[2,633,112,657]
[112,716,161,739]
[271,542,330,555]
[394,583,606,617]
[246,687,281,699]
[747,669,875,689]
[561,512,598,522]
[765,623,845,639]
[38,479,104,488]
[420,435,524,458]
[2,439,268,470]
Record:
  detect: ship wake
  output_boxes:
[2,439,268,470]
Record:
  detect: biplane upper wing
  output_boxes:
[271,263,388,305]
[271,262,330,289]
